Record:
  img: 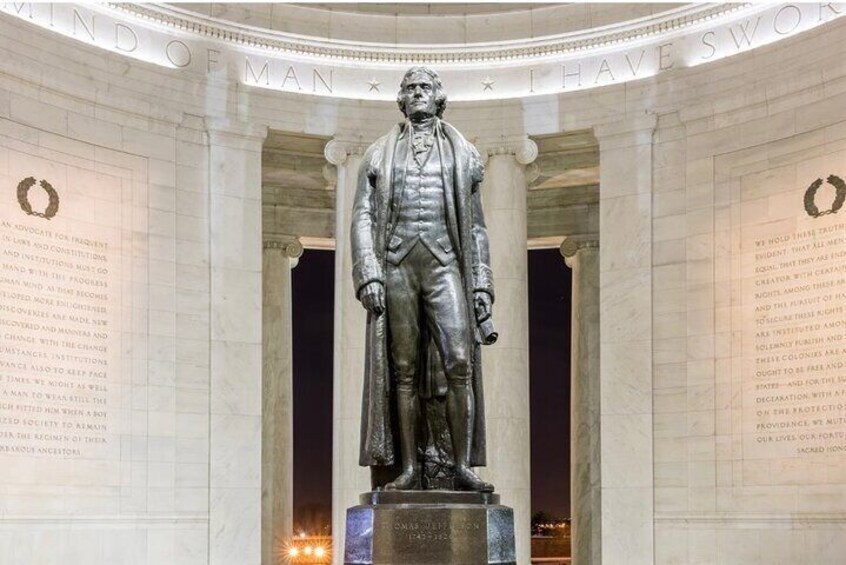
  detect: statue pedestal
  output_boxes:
[344,490,516,565]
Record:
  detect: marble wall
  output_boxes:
[0,82,214,563]
[652,82,846,565]
[0,7,845,565]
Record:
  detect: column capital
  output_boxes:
[560,235,599,263]
[263,235,304,259]
[324,138,366,166]
[477,136,538,165]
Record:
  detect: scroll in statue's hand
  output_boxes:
[360,281,385,315]
[473,291,492,322]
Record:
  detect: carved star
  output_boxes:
[481,77,495,91]
[367,79,381,92]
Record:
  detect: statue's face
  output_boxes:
[401,72,437,119]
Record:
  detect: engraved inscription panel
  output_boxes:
[373,508,487,563]
[732,149,846,486]
[742,217,846,459]
[0,139,132,478]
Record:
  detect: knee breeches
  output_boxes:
[386,242,472,390]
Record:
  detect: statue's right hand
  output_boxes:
[360,282,385,316]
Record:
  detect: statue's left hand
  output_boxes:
[473,291,492,322]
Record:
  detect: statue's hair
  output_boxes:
[396,66,448,118]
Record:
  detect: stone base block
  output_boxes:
[344,490,515,565]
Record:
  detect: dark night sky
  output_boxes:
[527,248,572,519]
[291,250,335,530]
[291,248,572,528]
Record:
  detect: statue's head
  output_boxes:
[396,66,447,120]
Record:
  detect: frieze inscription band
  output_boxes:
[2,4,841,101]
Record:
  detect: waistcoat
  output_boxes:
[386,132,455,266]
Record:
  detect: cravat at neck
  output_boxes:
[409,118,437,164]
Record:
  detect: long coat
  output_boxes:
[350,119,494,472]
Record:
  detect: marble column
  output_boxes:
[262,235,303,565]
[594,115,657,565]
[206,119,267,565]
[325,139,370,565]
[477,137,537,565]
[560,236,601,565]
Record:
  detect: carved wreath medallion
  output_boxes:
[16,176,60,220]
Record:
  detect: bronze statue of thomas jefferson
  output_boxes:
[351,67,495,492]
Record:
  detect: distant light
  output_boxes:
[315,547,326,558]
[299,532,306,538]
[288,547,299,557]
